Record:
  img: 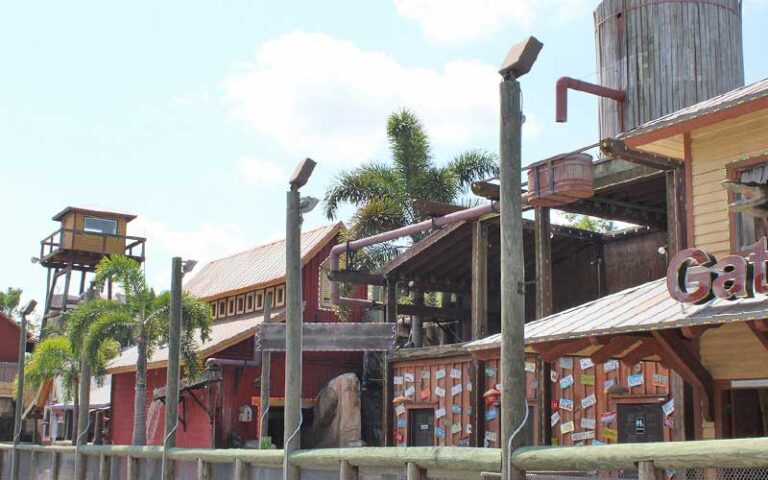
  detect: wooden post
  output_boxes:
[30,451,38,474]
[197,459,211,480]
[472,221,489,341]
[99,454,111,480]
[127,456,138,480]
[234,458,249,480]
[439,293,450,345]
[163,257,183,480]
[50,452,59,480]
[406,462,427,480]
[340,459,359,480]
[499,76,526,480]
[386,280,397,324]
[259,293,273,449]
[411,290,424,347]
[666,167,687,441]
[534,206,553,445]
[638,461,664,480]
[11,306,29,480]
[382,352,392,446]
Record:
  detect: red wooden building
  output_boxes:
[0,311,35,440]
[105,223,366,448]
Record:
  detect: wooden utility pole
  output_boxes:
[75,285,97,480]
[259,292,273,448]
[499,75,526,480]
[498,36,542,480]
[162,257,183,480]
[411,290,424,347]
[534,206,553,445]
[471,221,489,341]
[10,304,30,480]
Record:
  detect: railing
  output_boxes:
[39,229,146,261]
[0,437,767,480]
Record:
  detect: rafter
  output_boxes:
[590,336,641,364]
[652,329,714,421]
[621,338,661,367]
[600,138,683,171]
[532,338,594,363]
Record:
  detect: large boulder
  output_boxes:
[303,373,362,448]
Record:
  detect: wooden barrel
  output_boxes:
[527,153,594,207]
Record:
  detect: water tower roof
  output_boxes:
[52,206,137,222]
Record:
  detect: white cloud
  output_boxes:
[237,156,287,187]
[221,31,500,166]
[129,217,253,289]
[393,0,591,44]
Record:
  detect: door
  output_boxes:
[617,403,664,443]
[408,409,434,446]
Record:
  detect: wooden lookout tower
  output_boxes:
[37,207,146,330]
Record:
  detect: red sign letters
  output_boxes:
[667,237,768,303]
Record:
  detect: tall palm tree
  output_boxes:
[323,108,498,244]
[80,255,212,445]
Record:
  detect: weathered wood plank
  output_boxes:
[256,323,396,351]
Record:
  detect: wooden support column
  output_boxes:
[406,462,427,480]
[411,290,424,347]
[99,454,111,480]
[534,207,553,446]
[340,460,359,480]
[234,458,249,480]
[50,452,59,480]
[197,459,211,480]
[666,166,688,441]
[386,279,397,324]
[638,461,664,480]
[127,457,138,480]
[472,221,489,341]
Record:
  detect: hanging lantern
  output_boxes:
[483,388,501,408]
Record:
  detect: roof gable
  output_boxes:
[184,222,343,300]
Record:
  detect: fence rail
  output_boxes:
[0,437,767,480]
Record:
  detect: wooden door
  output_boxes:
[408,409,434,446]
[617,403,664,443]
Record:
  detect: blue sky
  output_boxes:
[2,0,768,317]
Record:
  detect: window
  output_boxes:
[83,216,118,235]
[228,297,236,316]
[318,260,333,310]
[275,285,285,307]
[255,290,265,310]
[210,302,218,319]
[236,294,245,314]
[218,299,226,317]
[245,292,255,313]
[729,160,768,252]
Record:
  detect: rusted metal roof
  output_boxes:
[621,77,768,140]
[466,277,768,350]
[184,222,343,300]
[106,308,285,374]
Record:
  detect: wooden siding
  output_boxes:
[700,322,768,380]
[690,109,768,258]
[391,352,669,447]
[60,210,128,255]
[603,231,667,296]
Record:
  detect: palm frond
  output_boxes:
[95,255,148,300]
[82,310,135,366]
[23,335,78,396]
[387,109,432,188]
[350,197,410,239]
[323,162,402,220]
[446,150,499,191]
[64,299,131,356]
[412,167,460,208]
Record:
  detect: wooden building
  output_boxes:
[105,223,370,448]
[0,312,35,441]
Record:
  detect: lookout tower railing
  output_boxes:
[39,228,146,270]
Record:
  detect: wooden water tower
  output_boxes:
[37,207,146,329]
[594,0,744,138]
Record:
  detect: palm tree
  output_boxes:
[323,108,498,245]
[81,255,212,445]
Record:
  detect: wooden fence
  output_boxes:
[0,436,767,480]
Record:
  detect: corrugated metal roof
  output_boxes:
[621,77,768,140]
[106,308,285,374]
[466,277,768,350]
[184,222,343,300]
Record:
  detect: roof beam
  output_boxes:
[747,321,768,351]
[652,329,714,421]
[556,196,667,228]
[532,337,594,363]
[590,336,641,364]
[621,338,661,367]
[600,138,683,171]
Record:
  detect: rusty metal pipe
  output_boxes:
[555,76,624,123]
